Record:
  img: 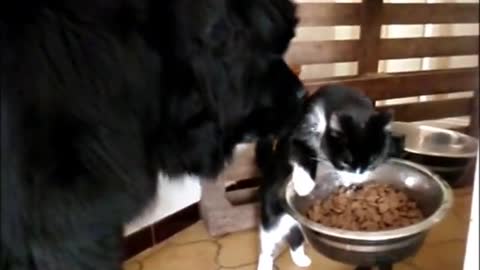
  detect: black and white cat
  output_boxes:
[255,85,398,270]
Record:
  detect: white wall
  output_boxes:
[463,149,479,270]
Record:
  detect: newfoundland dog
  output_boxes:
[1,0,305,269]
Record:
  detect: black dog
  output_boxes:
[1,0,304,269]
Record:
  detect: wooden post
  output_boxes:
[358,0,383,75]
[457,88,479,187]
[468,88,479,138]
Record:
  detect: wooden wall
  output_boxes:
[286,1,479,131]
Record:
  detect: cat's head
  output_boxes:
[323,110,392,173]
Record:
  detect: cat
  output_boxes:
[255,85,400,270]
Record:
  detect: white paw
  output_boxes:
[257,254,274,270]
[290,245,312,268]
[292,164,315,196]
[293,177,315,196]
[292,254,312,268]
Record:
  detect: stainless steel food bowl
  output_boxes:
[390,122,478,158]
[284,159,453,266]
[390,122,478,184]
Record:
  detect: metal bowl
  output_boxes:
[390,121,478,158]
[390,122,478,184]
[284,159,453,266]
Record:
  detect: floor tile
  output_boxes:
[452,194,473,222]
[220,263,257,270]
[217,229,259,267]
[122,260,143,270]
[395,262,422,270]
[124,188,472,270]
[425,210,469,244]
[168,221,211,245]
[410,241,467,270]
[141,241,219,270]
[275,245,352,270]
[453,187,473,198]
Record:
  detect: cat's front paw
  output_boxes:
[294,179,315,196]
[292,164,316,196]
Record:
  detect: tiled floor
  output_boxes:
[123,188,473,270]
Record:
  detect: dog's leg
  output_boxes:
[30,227,123,270]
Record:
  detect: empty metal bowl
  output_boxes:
[390,122,478,184]
[284,159,453,267]
[390,121,478,158]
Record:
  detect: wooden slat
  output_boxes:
[304,68,479,101]
[378,98,473,122]
[297,3,361,26]
[382,4,479,24]
[285,40,359,65]
[286,38,479,66]
[358,0,383,74]
[380,36,479,59]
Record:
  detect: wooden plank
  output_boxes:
[297,3,361,26]
[358,0,383,74]
[304,68,479,101]
[382,4,479,24]
[378,98,473,122]
[380,36,479,59]
[285,40,359,65]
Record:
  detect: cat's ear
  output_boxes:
[369,111,392,131]
[329,112,342,132]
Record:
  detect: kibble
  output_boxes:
[306,182,424,231]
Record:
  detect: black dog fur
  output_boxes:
[0,1,304,269]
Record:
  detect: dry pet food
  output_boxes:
[306,182,424,231]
